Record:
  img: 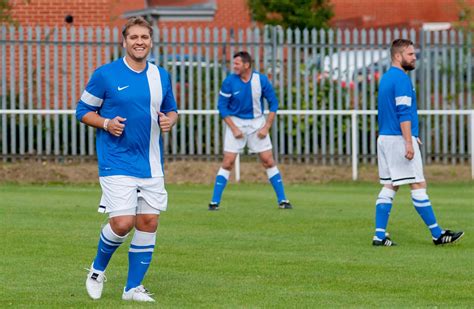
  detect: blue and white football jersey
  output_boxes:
[218,71,278,119]
[377,66,419,137]
[75,57,178,178]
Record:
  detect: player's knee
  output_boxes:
[384,184,399,192]
[109,218,134,236]
[410,182,427,190]
[261,158,275,169]
[377,187,396,204]
[135,215,158,232]
[222,159,235,170]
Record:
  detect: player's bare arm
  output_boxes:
[223,116,243,139]
[158,111,178,132]
[400,120,414,160]
[257,111,276,139]
[82,111,126,137]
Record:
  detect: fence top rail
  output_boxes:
[1,109,473,116]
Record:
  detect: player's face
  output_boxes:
[233,57,250,76]
[123,25,152,62]
[400,45,416,71]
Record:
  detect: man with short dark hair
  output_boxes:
[208,51,292,210]
[76,17,178,301]
[373,39,463,246]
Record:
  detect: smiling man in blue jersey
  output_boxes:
[76,17,178,302]
[373,39,463,246]
[208,51,292,210]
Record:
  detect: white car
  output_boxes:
[322,49,390,88]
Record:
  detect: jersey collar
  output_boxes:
[122,56,148,74]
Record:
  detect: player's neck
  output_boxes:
[239,70,252,83]
[124,55,147,72]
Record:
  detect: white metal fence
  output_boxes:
[1,26,473,163]
[1,109,473,180]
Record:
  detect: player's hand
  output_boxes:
[158,112,172,132]
[257,126,270,139]
[405,140,414,160]
[231,127,243,139]
[108,116,126,137]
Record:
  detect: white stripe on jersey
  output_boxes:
[80,89,103,107]
[219,90,231,98]
[251,73,262,117]
[395,95,412,107]
[146,64,163,177]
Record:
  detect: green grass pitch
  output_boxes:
[1,182,472,307]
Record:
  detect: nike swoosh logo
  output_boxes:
[118,85,129,91]
[140,261,150,265]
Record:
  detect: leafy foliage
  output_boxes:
[0,0,14,24]
[247,0,334,29]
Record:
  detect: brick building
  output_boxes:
[8,0,473,29]
[330,0,474,29]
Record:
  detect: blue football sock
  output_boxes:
[211,168,230,204]
[267,166,287,203]
[92,223,128,272]
[411,189,443,239]
[374,187,396,240]
[125,229,156,291]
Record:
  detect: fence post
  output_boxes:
[352,111,358,181]
[235,153,241,182]
[471,111,474,180]
[418,28,428,165]
[271,26,279,164]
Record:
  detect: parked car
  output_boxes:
[147,55,224,106]
[321,49,390,89]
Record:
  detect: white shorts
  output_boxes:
[224,116,273,154]
[377,135,425,186]
[98,176,167,217]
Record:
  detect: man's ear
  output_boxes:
[394,52,402,63]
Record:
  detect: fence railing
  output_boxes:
[1,109,473,180]
[1,26,473,163]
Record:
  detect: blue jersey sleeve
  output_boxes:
[261,74,278,112]
[75,68,106,121]
[394,76,412,123]
[159,69,178,114]
[217,77,232,118]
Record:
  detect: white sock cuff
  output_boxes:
[217,168,230,179]
[379,187,396,199]
[411,188,428,200]
[103,223,128,243]
[266,166,279,179]
[131,229,157,246]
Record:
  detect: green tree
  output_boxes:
[454,0,474,31]
[247,0,334,29]
[0,0,14,24]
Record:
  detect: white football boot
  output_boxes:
[122,285,155,302]
[85,264,106,300]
